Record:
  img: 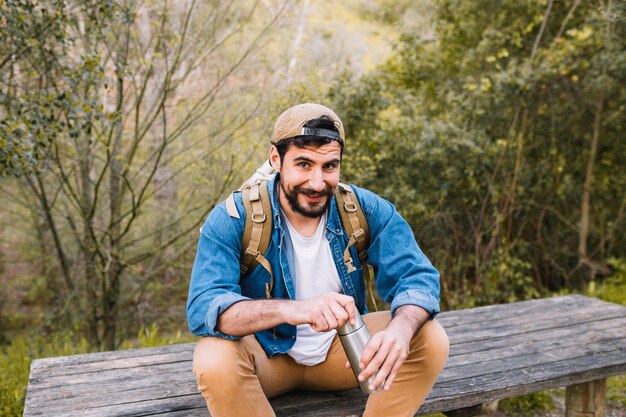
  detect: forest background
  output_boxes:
[0,0,624,415]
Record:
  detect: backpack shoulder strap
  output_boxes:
[228,180,274,298]
[335,182,378,310]
[334,183,370,272]
[225,192,240,218]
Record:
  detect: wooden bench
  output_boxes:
[24,295,626,416]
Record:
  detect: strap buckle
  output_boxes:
[345,257,356,273]
[344,202,357,212]
[245,248,261,259]
[251,212,266,223]
[352,228,365,240]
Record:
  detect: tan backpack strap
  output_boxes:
[240,181,274,298]
[225,192,240,218]
[335,183,376,310]
[335,183,370,270]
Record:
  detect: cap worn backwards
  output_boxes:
[272,103,345,144]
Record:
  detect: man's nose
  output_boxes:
[308,168,325,192]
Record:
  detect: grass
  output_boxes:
[499,391,556,416]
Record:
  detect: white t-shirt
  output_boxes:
[284,213,343,366]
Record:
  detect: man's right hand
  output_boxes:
[217,293,356,337]
[289,293,356,332]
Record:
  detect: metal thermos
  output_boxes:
[337,310,382,395]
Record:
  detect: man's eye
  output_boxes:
[298,162,309,168]
[324,163,337,170]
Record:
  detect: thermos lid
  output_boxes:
[337,310,365,335]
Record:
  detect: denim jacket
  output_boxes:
[186,175,441,358]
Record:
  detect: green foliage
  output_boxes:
[586,258,626,306]
[0,0,116,177]
[499,390,556,416]
[607,375,626,408]
[0,0,70,176]
[330,0,626,308]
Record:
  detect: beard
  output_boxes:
[280,180,333,218]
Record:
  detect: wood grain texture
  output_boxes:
[23,295,626,417]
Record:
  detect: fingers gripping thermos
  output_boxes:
[337,310,383,394]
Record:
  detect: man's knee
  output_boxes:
[193,336,252,388]
[412,319,449,370]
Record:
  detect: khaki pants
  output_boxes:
[192,312,449,417]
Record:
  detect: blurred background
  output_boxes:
[1,0,624,415]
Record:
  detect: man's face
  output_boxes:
[270,141,342,219]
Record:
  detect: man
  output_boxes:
[187,103,449,417]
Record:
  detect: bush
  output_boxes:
[608,375,626,408]
[586,258,626,306]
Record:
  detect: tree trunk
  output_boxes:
[578,98,603,263]
[28,174,75,296]
[77,135,100,348]
[578,0,612,268]
[102,42,128,350]
[286,0,309,84]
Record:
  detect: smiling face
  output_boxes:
[270,141,342,220]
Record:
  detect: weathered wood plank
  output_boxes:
[29,350,194,379]
[448,316,626,356]
[437,295,598,327]
[28,342,196,371]
[25,394,206,417]
[440,339,625,383]
[441,303,626,345]
[446,319,626,368]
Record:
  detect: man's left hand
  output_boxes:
[347,305,429,392]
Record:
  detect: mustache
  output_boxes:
[293,184,333,198]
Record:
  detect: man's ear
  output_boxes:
[269,146,281,171]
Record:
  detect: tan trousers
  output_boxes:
[193,312,449,417]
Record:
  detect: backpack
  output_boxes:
[225,160,372,302]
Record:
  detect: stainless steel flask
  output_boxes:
[337,310,382,394]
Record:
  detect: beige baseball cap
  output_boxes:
[272,103,345,143]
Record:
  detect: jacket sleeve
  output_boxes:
[186,197,250,338]
[354,186,441,318]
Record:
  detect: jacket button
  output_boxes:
[273,346,278,350]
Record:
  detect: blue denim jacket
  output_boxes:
[186,175,441,358]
